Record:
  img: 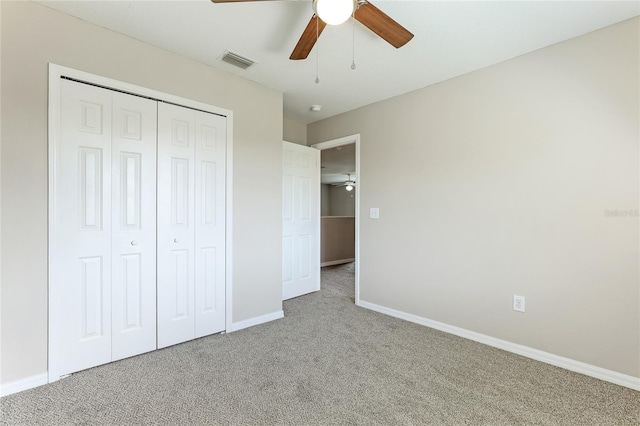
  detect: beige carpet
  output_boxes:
[1,263,638,425]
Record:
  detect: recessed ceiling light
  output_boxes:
[310,105,322,112]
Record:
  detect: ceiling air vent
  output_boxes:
[219,50,255,70]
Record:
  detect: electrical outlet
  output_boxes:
[513,295,525,313]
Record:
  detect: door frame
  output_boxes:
[311,134,361,305]
[47,64,234,382]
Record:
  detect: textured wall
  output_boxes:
[329,186,356,217]
[283,118,307,146]
[321,184,331,217]
[1,1,283,385]
[321,217,356,264]
[309,18,639,378]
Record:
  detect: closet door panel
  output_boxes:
[51,80,113,379]
[111,93,158,361]
[195,112,227,338]
[157,102,196,349]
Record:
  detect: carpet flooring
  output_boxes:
[1,262,638,425]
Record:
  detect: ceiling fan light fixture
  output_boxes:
[345,184,354,191]
[314,0,355,26]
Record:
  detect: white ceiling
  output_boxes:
[36,1,639,124]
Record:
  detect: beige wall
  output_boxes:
[283,117,307,146]
[321,185,356,216]
[309,18,640,378]
[1,1,283,384]
[0,1,3,387]
[321,184,331,216]
[321,217,355,264]
[329,186,355,217]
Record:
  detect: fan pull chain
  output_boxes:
[315,15,320,84]
[351,12,356,70]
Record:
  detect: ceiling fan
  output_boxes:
[210,0,414,60]
[333,174,356,191]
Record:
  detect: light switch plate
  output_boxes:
[370,208,380,219]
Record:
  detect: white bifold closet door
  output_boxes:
[157,102,226,349]
[111,90,158,361]
[50,80,157,379]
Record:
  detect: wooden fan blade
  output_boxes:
[290,15,327,60]
[211,0,277,3]
[354,1,413,48]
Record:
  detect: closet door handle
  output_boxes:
[174,238,179,243]
[130,240,138,246]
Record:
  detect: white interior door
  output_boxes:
[111,93,157,361]
[282,142,320,300]
[194,111,226,338]
[157,104,227,347]
[50,71,229,380]
[157,102,196,349]
[51,80,113,379]
[51,81,159,379]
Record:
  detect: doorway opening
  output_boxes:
[311,134,360,305]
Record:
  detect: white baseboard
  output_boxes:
[1,311,285,397]
[0,373,48,397]
[358,300,640,391]
[229,310,284,332]
[321,258,355,267]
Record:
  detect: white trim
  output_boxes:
[229,310,284,332]
[358,300,640,391]
[48,64,62,383]
[48,65,233,117]
[311,134,359,150]
[316,143,322,297]
[47,63,234,380]
[225,112,234,334]
[320,258,355,267]
[311,134,361,305]
[0,373,49,397]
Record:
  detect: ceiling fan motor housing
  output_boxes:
[313,0,357,26]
